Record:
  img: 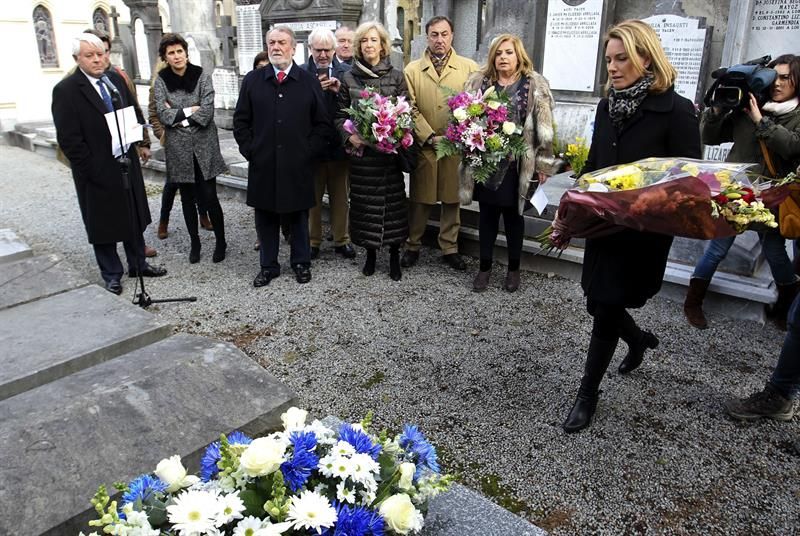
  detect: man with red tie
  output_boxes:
[234,26,332,287]
[51,33,166,295]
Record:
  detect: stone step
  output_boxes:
[0,253,88,310]
[0,333,297,536]
[0,228,33,264]
[0,285,171,401]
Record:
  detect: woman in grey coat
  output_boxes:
[154,33,228,263]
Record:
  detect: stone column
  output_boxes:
[122,0,164,81]
[168,0,222,73]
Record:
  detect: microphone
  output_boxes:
[100,74,122,108]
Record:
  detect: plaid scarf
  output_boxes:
[607,74,654,128]
[427,48,452,76]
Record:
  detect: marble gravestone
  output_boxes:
[237,3,263,76]
[643,14,709,104]
[542,0,605,93]
[746,0,800,59]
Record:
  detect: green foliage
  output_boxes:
[563,137,590,176]
[87,485,122,531]
[435,140,460,160]
[360,410,375,432]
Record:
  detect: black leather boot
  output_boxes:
[209,205,226,263]
[389,246,401,281]
[362,248,376,276]
[563,389,600,434]
[618,331,659,375]
[189,235,201,264]
[563,334,618,433]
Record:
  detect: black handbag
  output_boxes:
[396,143,419,173]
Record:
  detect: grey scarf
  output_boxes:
[608,74,654,128]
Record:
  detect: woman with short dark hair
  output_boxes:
[154,33,228,264]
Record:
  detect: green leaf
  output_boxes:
[240,489,267,517]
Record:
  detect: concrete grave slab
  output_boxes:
[0,253,88,310]
[0,228,33,264]
[421,483,547,535]
[0,333,297,536]
[0,285,171,401]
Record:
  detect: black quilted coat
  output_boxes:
[336,58,409,249]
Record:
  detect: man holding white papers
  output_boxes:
[52,33,166,295]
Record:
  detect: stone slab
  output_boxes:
[0,285,171,401]
[0,228,33,264]
[0,333,297,536]
[0,253,88,310]
[421,483,546,536]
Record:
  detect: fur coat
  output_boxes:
[459,70,558,214]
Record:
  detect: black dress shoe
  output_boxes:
[293,264,312,284]
[334,243,356,259]
[443,253,466,271]
[253,269,278,287]
[400,250,419,268]
[128,264,168,278]
[105,280,122,295]
[310,246,320,259]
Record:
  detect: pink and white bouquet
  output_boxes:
[436,86,527,185]
[343,87,415,156]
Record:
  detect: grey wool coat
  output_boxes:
[154,63,227,183]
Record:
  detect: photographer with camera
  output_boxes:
[684,54,800,331]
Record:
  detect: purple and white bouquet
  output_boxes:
[343,87,415,156]
[436,86,527,184]
[81,407,451,536]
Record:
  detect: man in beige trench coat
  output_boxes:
[401,16,478,270]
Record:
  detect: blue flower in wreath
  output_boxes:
[338,424,382,460]
[200,431,253,482]
[321,502,385,536]
[121,474,168,506]
[398,424,440,479]
[281,431,319,492]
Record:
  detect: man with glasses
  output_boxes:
[302,28,355,260]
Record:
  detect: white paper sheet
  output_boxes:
[531,185,549,216]
[104,106,143,157]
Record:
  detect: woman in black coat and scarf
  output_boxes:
[336,21,410,281]
[559,20,702,433]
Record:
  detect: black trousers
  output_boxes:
[255,209,310,274]
[93,239,145,283]
[478,202,524,268]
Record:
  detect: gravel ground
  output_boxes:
[2,144,798,535]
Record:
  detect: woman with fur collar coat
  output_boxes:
[459,34,558,293]
[154,33,228,264]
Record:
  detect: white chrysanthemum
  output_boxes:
[317,454,338,478]
[216,491,246,525]
[305,420,337,444]
[258,521,294,536]
[330,456,354,480]
[166,489,221,536]
[358,488,376,506]
[332,440,356,457]
[233,516,263,536]
[336,480,356,504]
[287,490,338,533]
[349,453,380,483]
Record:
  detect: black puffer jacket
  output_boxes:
[336,59,409,249]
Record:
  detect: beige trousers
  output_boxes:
[405,201,461,255]
[309,160,350,247]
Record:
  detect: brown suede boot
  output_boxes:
[199,214,214,231]
[157,220,168,240]
[683,278,710,329]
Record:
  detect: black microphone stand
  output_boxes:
[106,78,196,308]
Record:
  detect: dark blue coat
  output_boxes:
[301,57,350,161]
[581,88,701,307]
[233,62,331,213]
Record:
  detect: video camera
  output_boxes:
[703,55,777,110]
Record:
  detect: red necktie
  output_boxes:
[277,71,286,84]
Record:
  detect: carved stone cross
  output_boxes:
[216,15,237,68]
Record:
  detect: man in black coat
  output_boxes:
[302,28,355,260]
[233,26,331,286]
[52,33,166,295]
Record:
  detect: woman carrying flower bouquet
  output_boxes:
[336,21,411,280]
[684,54,800,331]
[559,20,701,433]
[459,34,557,292]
